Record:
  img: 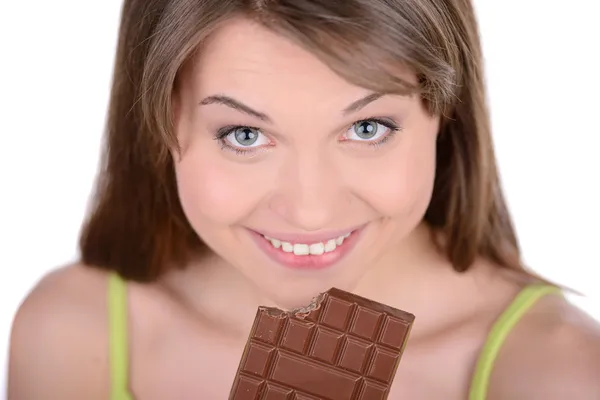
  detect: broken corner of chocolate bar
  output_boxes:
[261,292,327,320]
[229,288,415,400]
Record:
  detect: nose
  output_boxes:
[271,150,343,231]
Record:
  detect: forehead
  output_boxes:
[195,18,361,101]
[190,18,421,111]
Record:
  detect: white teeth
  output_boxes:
[281,242,294,253]
[309,243,325,255]
[264,232,353,256]
[324,239,337,252]
[293,244,310,255]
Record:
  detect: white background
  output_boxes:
[0,0,599,397]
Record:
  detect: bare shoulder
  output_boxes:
[8,264,112,400]
[488,292,600,400]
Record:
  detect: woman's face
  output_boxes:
[173,18,440,308]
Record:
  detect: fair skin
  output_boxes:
[9,18,600,400]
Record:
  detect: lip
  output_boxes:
[248,225,366,271]
[250,224,366,244]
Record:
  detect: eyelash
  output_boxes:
[213,117,402,156]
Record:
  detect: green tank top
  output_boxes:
[107,272,560,399]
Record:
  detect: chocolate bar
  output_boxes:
[229,288,415,400]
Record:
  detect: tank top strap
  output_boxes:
[468,284,562,400]
[108,272,133,400]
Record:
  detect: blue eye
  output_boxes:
[228,127,263,147]
[213,125,273,156]
[214,125,271,154]
[353,120,382,140]
[345,118,400,143]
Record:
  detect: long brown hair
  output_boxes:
[80,0,527,282]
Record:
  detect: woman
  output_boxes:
[9,0,600,399]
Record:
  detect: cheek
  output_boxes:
[348,129,437,219]
[173,148,272,228]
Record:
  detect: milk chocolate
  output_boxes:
[229,288,415,400]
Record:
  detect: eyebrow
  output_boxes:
[198,92,385,121]
[199,95,271,122]
[342,92,385,115]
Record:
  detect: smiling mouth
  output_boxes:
[261,231,354,256]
